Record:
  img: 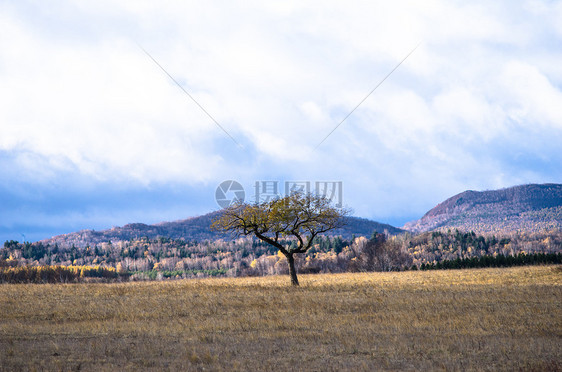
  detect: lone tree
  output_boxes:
[211,192,350,286]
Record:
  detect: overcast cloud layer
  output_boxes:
[1,0,562,242]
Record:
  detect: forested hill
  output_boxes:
[403,183,562,234]
[40,212,403,248]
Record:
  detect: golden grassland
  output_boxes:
[0,266,560,371]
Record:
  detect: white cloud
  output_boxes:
[498,61,562,128]
[0,0,561,233]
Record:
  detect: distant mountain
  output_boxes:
[40,212,404,248]
[403,184,562,234]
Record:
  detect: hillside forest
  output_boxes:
[1,229,561,282]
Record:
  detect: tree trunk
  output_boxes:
[287,253,299,286]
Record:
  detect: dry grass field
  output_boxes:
[0,266,560,371]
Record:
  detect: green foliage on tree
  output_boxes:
[419,252,561,271]
[0,265,119,284]
[211,192,350,286]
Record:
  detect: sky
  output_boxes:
[1,0,562,243]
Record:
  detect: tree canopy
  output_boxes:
[211,192,350,285]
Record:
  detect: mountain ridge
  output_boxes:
[403,183,562,234]
[40,212,404,248]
